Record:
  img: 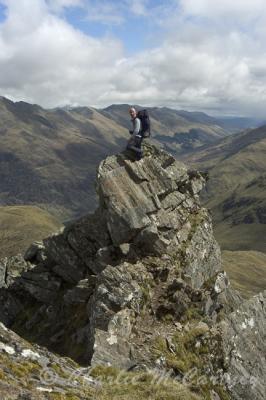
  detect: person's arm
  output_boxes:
[132,118,141,135]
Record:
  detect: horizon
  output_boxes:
[1,1,266,117]
[1,94,264,120]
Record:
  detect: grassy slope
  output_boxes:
[100,104,233,156]
[184,125,266,252]
[222,250,266,298]
[0,98,249,222]
[0,205,62,258]
[1,97,265,252]
[0,98,128,220]
[100,105,262,157]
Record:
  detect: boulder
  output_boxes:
[220,290,266,400]
[1,143,263,400]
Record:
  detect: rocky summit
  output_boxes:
[0,143,265,400]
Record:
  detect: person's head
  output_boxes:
[129,107,137,119]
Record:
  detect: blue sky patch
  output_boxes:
[0,4,7,22]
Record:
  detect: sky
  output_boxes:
[1,0,266,117]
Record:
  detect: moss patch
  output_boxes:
[90,365,203,400]
[150,324,229,399]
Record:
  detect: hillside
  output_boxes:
[0,143,265,400]
[0,97,258,222]
[184,125,266,252]
[1,94,264,253]
[0,97,129,220]
[0,205,62,258]
[100,104,261,156]
[222,250,266,298]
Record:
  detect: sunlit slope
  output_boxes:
[185,125,266,251]
[0,97,260,222]
[0,97,128,220]
[0,205,62,258]
[100,104,260,156]
[222,250,266,298]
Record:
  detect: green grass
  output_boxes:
[0,205,62,258]
[222,250,266,298]
[215,222,266,253]
[184,125,266,253]
[89,365,204,400]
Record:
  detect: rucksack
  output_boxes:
[137,109,151,138]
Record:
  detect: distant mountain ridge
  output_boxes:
[0,95,265,257]
[0,96,129,220]
[1,96,261,221]
[100,104,262,156]
[185,124,266,252]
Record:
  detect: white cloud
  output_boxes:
[0,0,124,106]
[180,0,265,21]
[84,1,125,25]
[1,0,266,117]
[127,0,149,16]
[46,0,83,14]
[82,0,149,25]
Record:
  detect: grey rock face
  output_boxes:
[0,321,98,398]
[96,146,204,254]
[1,143,264,400]
[220,290,266,400]
[0,254,30,289]
[87,261,149,368]
[24,240,45,263]
[64,278,96,305]
[19,267,62,304]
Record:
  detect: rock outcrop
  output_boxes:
[0,321,97,399]
[0,143,265,399]
[220,290,266,400]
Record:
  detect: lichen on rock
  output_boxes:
[0,143,265,399]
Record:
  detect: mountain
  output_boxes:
[0,143,265,400]
[0,95,262,223]
[0,97,129,221]
[222,250,266,298]
[0,205,62,258]
[184,125,266,252]
[100,104,262,156]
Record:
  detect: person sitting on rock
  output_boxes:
[126,107,143,160]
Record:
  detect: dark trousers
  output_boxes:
[126,134,143,159]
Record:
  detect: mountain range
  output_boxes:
[0,96,262,218]
[100,104,262,156]
[0,143,265,399]
[0,96,265,256]
[184,125,266,252]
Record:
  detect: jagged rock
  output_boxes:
[87,261,147,367]
[220,290,266,400]
[18,267,62,304]
[1,143,263,400]
[213,272,229,294]
[97,147,191,249]
[204,271,242,319]
[44,234,88,283]
[0,146,229,359]
[0,321,98,398]
[181,210,221,289]
[0,254,31,289]
[64,278,96,305]
[24,241,45,263]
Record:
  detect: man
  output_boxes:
[127,107,143,160]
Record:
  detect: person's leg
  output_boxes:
[126,135,135,150]
[134,135,143,160]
